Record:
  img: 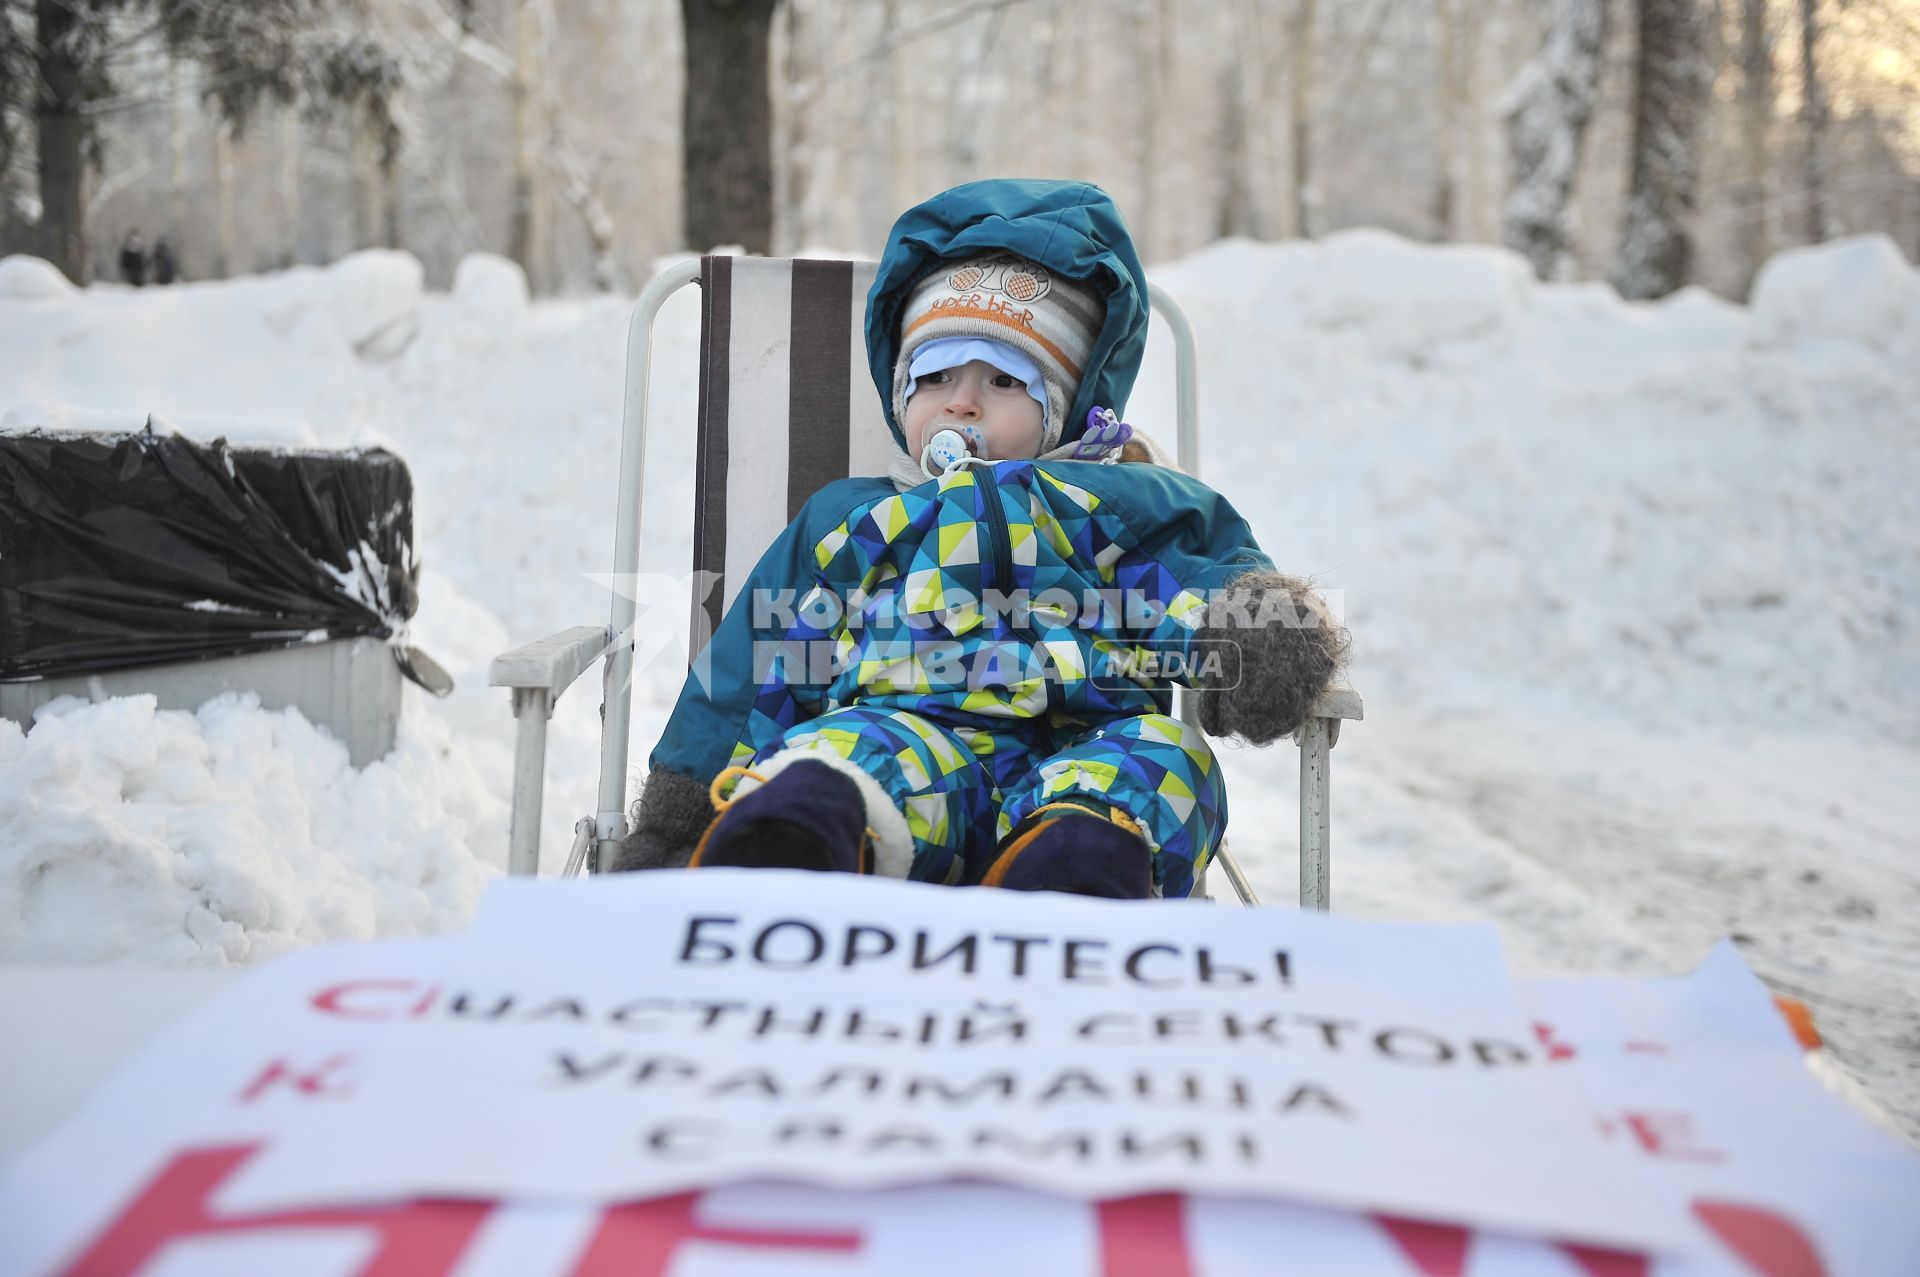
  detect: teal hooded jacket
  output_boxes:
[865,178,1152,451]
[649,180,1274,787]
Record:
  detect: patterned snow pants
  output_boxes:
[746,706,1227,898]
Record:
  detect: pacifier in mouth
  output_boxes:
[920,423,990,478]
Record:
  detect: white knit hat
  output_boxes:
[891,251,1104,452]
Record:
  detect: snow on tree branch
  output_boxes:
[1500,0,1610,282]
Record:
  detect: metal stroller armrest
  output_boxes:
[491,625,611,698]
[489,624,613,875]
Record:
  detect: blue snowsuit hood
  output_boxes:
[866,179,1151,452]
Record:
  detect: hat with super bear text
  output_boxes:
[892,251,1104,453]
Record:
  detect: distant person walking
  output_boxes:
[119,231,147,287]
[150,237,178,285]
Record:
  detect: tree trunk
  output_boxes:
[1613,0,1709,300]
[855,0,900,250]
[681,0,778,255]
[280,108,302,269]
[351,109,382,249]
[33,0,88,283]
[1288,0,1317,239]
[1460,0,1491,242]
[556,154,623,292]
[1056,0,1092,178]
[509,0,547,287]
[1217,6,1258,240]
[774,0,805,254]
[1245,0,1286,241]
[1131,1,1154,252]
[1431,0,1459,240]
[214,119,237,277]
[1225,0,1278,240]
[1500,0,1610,281]
[1131,0,1174,258]
[1797,0,1828,242]
[786,0,840,253]
[382,150,404,251]
[1735,0,1775,297]
[949,4,1005,184]
[168,59,190,242]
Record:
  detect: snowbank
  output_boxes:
[1749,233,1920,361]
[1150,230,1920,743]
[452,252,530,318]
[0,694,501,965]
[0,403,318,448]
[328,249,425,359]
[0,255,75,301]
[1310,229,1535,356]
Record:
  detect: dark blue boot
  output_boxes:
[983,801,1153,899]
[690,760,872,874]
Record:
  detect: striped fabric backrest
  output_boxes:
[692,256,898,642]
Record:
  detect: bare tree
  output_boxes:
[213,116,236,273]
[350,101,382,249]
[409,0,629,291]
[27,0,89,281]
[0,11,24,236]
[778,0,851,254]
[549,133,622,290]
[1217,1,1260,238]
[11,0,1913,299]
[1127,0,1172,254]
[1797,0,1829,241]
[1289,0,1317,238]
[507,0,549,287]
[1614,0,1710,299]
[1500,0,1610,280]
[166,56,188,238]
[1735,0,1776,296]
[681,0,777,255]
[279,105,301,264]
[855,0,901,250]
[1431,0,1457,239]
[5,0,406,283]
[947,2,1006,184]
[774,0,810,254]
[1425,0,1491,242]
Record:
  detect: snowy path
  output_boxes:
[1219,716,1920,1143]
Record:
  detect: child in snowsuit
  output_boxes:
[618,179,1344,898]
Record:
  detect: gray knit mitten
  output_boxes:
[611,766,712,871]
[1192,570,1348,745]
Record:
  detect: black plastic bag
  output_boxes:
[0,423,435,686]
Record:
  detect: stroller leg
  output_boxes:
[1213,842,1261,907]
[508,687,551,876]
[1299,716,1333,911]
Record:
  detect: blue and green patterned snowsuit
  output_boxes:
[653,457,1275,898]
[649,180,1276,897]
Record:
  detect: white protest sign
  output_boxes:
[3,923,1914,1276]
[220,871,1690,1254]
[0,932,1657,1277]
[0,938,471,1277]
[1515,943,1920,1277]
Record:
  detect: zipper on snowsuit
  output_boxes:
[974,465,1015,597]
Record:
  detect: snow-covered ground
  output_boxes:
[2,233,1916,1143]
